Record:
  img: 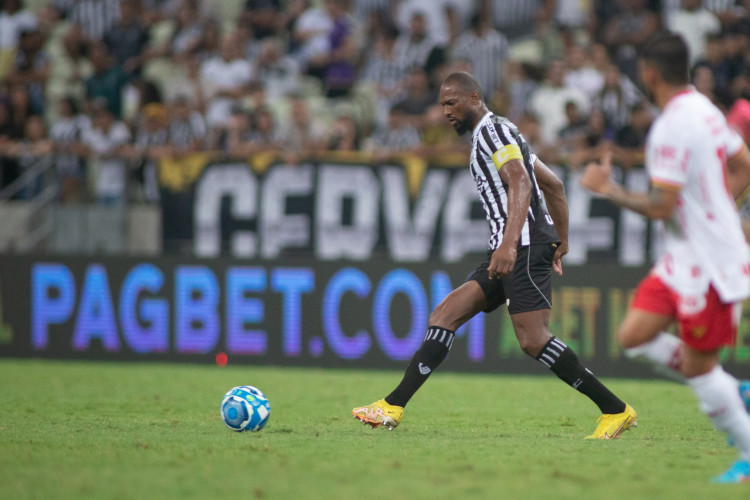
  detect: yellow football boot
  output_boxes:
[352,399,404,430]
[585,404,638,439]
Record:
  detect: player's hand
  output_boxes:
[552,241,568,276]
[488,244,516,279]
[580,152,613,195]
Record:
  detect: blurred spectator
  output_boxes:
[81,100,132,204]
[55,0,123,65]
[200,33,253,131]
[4,115,52,199]
[253,37,301,100]
[127,103,169,202]
[361,24,408,128]
[694,33,735,93]
[503,60,542,122]
[367,103,421,157]
[554,0,591,32]
[566,107,611,171]
[611,102,652,170]
[528,59,589,146]
[564,44,604,100]
[602,0,659,81]
[328,113,361,151]
[103,0,149,75]
[515,112,544,153]
[661,0,747,26]
[85,43,130,119]
[246,106,280,150]
[122,76,162,126]
[222,106,253,154]
[351,0,390,28]
[485,0,554,42]
[451,11,509,103]
[665,0,721,66]
[162,49,205,111]
[727,93,750,144]
[555,100,588,159]
[167,95,206,154]
[595,64,642,136]
[292,0,334,80]
[146,0,204,64]
[5,28,49,115]
[394,11,445,76]
[392,66,437,128]
[0,100,19,188]
[224,105,281,156]
[395,0,452,45]
[242,0,282,40]
[276,95,329,155]
[0,0,38,80]
[5,83,33,139]
[50,97,91,202]
[140,0,180,25]
[322,0,358,98]
[692,62,723,106]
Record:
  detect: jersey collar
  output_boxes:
[663,86,694,111]
[472,111,493,140]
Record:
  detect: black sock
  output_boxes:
[536,337,626,415]
[385,326,455,407]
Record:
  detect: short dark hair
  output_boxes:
[442,71,483,100]
[639,31,689,85]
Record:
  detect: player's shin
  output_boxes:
[537,336,627,414]
[688,366,750,460]
[384,326,455,408]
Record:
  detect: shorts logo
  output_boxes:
[688,326,707,339]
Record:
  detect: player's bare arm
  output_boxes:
[726,144,750,200]
[534,158,569,275]
[580,152,679,220]
[489,158,531,279]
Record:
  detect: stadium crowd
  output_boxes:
[1,0,750,204]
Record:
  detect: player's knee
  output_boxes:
[515,329,548,357]
[428,306,455,331]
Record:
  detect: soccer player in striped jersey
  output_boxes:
[353,71,637,439]
[582,32,750,483]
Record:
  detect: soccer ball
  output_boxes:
[220,385,271,432]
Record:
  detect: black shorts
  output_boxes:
[466,243,557,315]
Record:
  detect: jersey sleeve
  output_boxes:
[725,121,745,159]
[481,122,524,170]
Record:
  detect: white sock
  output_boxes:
[625,332,684,383]
[687,365,750,461]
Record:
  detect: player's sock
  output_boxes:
[385,326,455,408]
[688,365,750,461]
[537,337,626,415]
[625,332,685,383]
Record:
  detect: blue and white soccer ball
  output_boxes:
[220,385,271,432]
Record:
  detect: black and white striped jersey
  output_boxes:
[469,111,559,250]
[55,0,122,40]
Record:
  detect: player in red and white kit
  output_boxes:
[581,32,750,483]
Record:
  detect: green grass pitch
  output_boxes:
[1,359,748,499]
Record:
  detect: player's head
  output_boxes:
[439,71,485,136]
[638,32,689,96]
